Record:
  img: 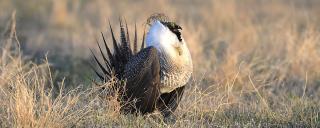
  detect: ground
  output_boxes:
[0,0,319,127]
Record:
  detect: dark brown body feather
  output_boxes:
[122,47,160,114]
[91,20,185,116]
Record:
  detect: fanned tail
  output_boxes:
[91,20,145,82]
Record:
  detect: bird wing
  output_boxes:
[122,46,161,114]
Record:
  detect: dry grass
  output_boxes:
[0,0,319,127]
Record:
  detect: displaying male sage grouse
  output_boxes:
[92,15,193,117]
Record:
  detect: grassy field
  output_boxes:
[0,0,320,127]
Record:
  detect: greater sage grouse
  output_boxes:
[92,14,193,117]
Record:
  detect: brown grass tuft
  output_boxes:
[0,0,319,127]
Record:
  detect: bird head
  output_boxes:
[146,20,186,58]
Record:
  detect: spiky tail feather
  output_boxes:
[91,20,145,82]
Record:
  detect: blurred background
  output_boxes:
[0,0,320,97]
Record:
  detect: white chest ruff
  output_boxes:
[158,48,193,93]
[160,70,192,93]
[145,20,193,93]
